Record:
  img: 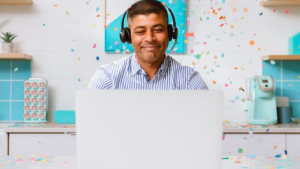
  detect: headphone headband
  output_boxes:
[119,1,178,50]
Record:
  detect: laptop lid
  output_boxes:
[76,90,223,169]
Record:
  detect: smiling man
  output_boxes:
[88,0,208,90]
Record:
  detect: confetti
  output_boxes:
[184,33,194,37]
[285,8,289,14]
[238,148,243,153]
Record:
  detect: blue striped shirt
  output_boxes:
[88,53,208,90]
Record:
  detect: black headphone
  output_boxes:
[119,1,178,50]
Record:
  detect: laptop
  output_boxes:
[76,90,223,169]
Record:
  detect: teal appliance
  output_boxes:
[246,75,277,125]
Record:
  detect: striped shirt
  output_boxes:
[88,53,208,90]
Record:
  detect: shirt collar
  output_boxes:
[130,53,169,77]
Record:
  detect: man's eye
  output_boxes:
[154,29,163,32]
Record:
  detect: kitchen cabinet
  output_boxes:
[286,134,300,156]
[222,134,285,156]
[9,133,76,155]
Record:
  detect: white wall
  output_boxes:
[1,0,300,122]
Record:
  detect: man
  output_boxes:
[88,0,208,90]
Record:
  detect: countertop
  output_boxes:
[223,120,300,134]
[4,123,76,133]
[0,155,298,169]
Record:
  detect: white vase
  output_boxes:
[2,43,14,53]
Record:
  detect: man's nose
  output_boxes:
[145,30,156,42]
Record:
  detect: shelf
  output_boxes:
[262,55,300,61]
[0,0,33,5]
[261,0,300,6]
[0,53,32,60]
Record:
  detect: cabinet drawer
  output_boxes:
[286,134,300,156]
[222,134,285,156]
[9,133,76,155]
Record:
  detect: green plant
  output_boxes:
[0,32,17,43]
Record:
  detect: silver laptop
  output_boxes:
[76,90,223,169]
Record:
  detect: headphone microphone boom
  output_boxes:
[119,2,178,51]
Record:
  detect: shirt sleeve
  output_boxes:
[88,67,114,90]
[188,71,209,90]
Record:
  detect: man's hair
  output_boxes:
[127,0,169,25]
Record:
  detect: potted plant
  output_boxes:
[0,32,17,53]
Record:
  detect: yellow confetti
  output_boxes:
[289,84,292,86]
[297,76,300,78]
[281,155,287,159]
[14,155,22,158]
[114,27,118,31]
[184,39,188,43]
[78,57,81,61]
[66,11,69,15]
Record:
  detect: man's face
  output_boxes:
[129,13,169,64]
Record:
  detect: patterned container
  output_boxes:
[23,78,48,122]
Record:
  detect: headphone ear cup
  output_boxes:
[120,29,126,43]
[119,27,131,44]
[167,24,173,41]
[173,27,178,40]
[124,28,132,44]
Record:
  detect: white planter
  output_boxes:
[2,43,14,53]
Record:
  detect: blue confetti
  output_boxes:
[222,0,225,3]
[96,7,100,11]
[259,12,263,16]
[285,150,288,155]
[96,56,100,60]
[78,78,81,82]
[71,48,74,52]
[43,24,46,26]
[275,154,281,158]
[266,129,269,133]
[221,53,225,58]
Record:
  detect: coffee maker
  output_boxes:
[246,75,278,125]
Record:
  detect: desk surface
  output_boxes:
[0,155,299,169]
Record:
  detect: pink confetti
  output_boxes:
[93,43,97,48]
[225,84,228,87]
[203,42,207,45]
[273,9,276,13]
[191,50,194,53]
[285,8,289,13]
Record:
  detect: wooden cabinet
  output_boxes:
[222,134,285,156]
[9,133,76,155]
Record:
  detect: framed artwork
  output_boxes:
[105,0,186,53]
